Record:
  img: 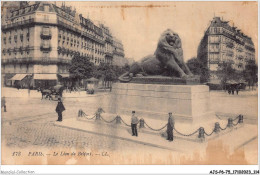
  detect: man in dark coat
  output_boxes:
[131,111,139,136]
[1,96,7,112]
[56,97,65,122]
[167,112,174,141]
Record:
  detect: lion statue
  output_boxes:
[118,29,193,82]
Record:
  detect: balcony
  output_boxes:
[113,50,125,57]
[2,19,35,31]
[40,31,52,39]
[226,42,234,48]
[105,51,113,57]
[40,44,52,52]
[105,37,113,44]
[1,57,33,64]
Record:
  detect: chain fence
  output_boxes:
[173,127,199,137]
[77,109,244,140]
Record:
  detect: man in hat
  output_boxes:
[131,111,139,136]
[167,112,174,141]
[56,97,65,122]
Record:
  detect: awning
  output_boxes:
[9,74,30,81]
[59,74,70,78]
[85,77,99,82]
[34,74,57,80]
[207,79,221,84]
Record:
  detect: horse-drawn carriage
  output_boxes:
[38,85,64,100]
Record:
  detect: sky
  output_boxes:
[56,1,258,62]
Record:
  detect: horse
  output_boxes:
[39,88,53,100]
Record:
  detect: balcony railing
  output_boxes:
[2,19,35,30]
[40,31,52,39]
[113,50,125,57]
[40,44,52,52]
[105,51,113,57]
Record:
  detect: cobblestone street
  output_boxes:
[1,92,163,152]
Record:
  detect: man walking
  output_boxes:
[131,111,139,137]
[167,112,174,141]
[56,97,65,122]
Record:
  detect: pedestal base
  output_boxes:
[104,83,211,122]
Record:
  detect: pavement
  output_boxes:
[1,87,258,164]
[54,111,258,155]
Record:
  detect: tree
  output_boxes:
[216,62,241,89]
[186,57,210,83]
[68,54,95,86]
[243,60,258,90]
[93,63,117,88]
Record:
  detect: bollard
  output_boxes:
[238,115,244,124]
[139,118,145,128]
[116,115,121,124]
[198,127,205,140]
[95,113,101,120]
[78,110,82,117]
[214,122,220,133]
[227,118,233,128]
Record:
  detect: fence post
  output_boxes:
[214,122,220,133]
[116,115,121,124]
[227,118,233,128]
[238,115,244,124]
[78,109,82,117]
[139,118,145,128]
[198,127,205,141]
[96,113,101,120]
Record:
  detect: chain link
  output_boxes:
[232,119,240,126]
[219,124,228,131]
[100,116,117,123]
[120,118,131,127]
[173,127,199,137]
[205,129,214,136]
[81,111,96,120]
[215,114,222,120]
[144,121,167,131]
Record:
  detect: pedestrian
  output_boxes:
[56,97,65,122]
[228,86,231,95]
[167,112,174,141]
[1,96,7,112]
[236,85,239,95]
[131,111,139,137]
[231,86,235,95]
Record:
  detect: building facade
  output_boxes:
[197,17,255,81]
[1,2,124,88]
[112,38,126,67]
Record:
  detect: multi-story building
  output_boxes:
[99,24,113,65]
[112,38,126,67]
[197,17,255,81]
[1,2,123,88]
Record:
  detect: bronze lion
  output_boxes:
[118,29,193,82]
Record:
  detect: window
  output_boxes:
[9,36,11,44]
[3,37,6,44]
[44,5,49,12]
[20,34,23,42]
[42,27,50,35]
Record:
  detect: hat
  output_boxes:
[58,97,61,101]
[169,112,172,115]
[132,111,135,113]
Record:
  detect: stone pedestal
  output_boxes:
[104,83,211,122]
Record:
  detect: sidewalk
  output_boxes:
[1,87,109,98]
[54,112,258,154]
